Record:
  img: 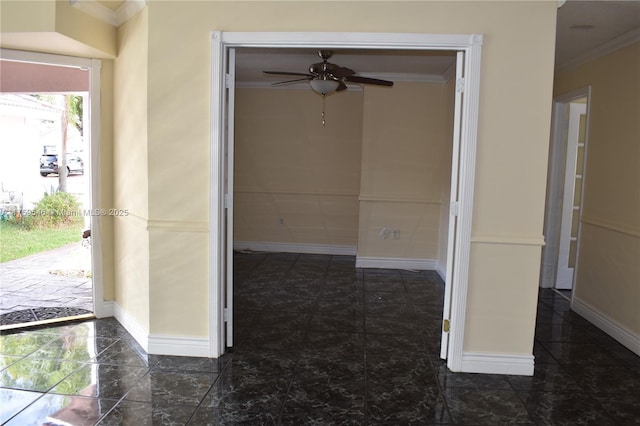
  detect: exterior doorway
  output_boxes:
[0,49,104,329]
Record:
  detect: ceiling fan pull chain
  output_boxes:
[322,94,326,126]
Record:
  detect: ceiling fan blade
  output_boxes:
[272,77,312,86]
[263,71,313,78]
[331,67,356,78]
[337,82,348,92]
[345,75,394,87]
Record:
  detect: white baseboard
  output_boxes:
[355,256,437,271]
[234,241,356,256]
[95,300,115,318]
[572,296,640,356]
[113,302,213,357]
[460,352,534,376]
[148,334,211,357]
[436,261,447,281]
[113,302,150,352]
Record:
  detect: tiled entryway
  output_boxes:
[1,253,639,425]
[0,242,93,326]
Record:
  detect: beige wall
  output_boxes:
[234,88,363,248]
[554,42,640,338]
[113,8,150,331]
[0,0,116,58]
[234,81,453,259]
[1,1,559,359]
[141,1,556,356]
[358,82,453,260]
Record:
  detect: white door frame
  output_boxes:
[540,87,591,291]
[209,32,483,372]
[0,49,105,317]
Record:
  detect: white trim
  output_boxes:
[212,32,483,369]
[234,241,356,256]
[1,49,93,69]
[99,301,115,317]
[540,87,591,290]
[87,58,106,318]
[461,352,535,376]
[572,297,640,356]
[209,31,226,358]
[113,303,149,352]
[0,49,105,321]
[471,235,546,247]
[70,0,147,27]
[355,257,437,271]
[113,303,212,357]
[436,261,447,281]
[71,0,118,27]
[359,194,442,204]
[446,35,482,373]
[148,335,211,357]
[116,0,147,26]
[557,27,640,73]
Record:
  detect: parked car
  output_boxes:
[40,153,84,176]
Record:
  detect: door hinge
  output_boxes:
[224,194,230,209]
[223,308,229,322]
[456,78,465,93]
[451,201,459,217]
[225,73,233,89]
[443,319,451,333]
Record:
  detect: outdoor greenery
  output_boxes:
[0,192,84,262]
[0,220,83,263]
[22,192,82,230]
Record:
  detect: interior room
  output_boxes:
[0,1,638,424]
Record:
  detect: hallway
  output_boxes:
[0,253,638,424]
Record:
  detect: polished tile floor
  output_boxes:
[1,252,639,425]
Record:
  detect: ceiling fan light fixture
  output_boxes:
[310,78,339,95]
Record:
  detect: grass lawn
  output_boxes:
[0,221,83,263]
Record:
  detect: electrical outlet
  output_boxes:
[391,229,400,240]
[379,227,388,239]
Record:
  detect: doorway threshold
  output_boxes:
[0,309,94,332]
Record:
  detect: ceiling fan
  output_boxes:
[263,49,394,96]
[263,50,393,126]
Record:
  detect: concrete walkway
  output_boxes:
[0,242,93,319]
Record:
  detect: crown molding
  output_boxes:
[70,0,147,27]
[556,27,640,73]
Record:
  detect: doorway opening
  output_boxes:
[0,50,104,330]
[210,32,483,373]
[541,87,591,301]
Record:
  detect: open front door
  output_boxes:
[224,48,236,348]
[440,51,464,360]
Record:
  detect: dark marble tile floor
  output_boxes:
[1,252,639,425]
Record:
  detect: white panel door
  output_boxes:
[556,102,586,290]
[224,48,236,347]
[440,51,464,360]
